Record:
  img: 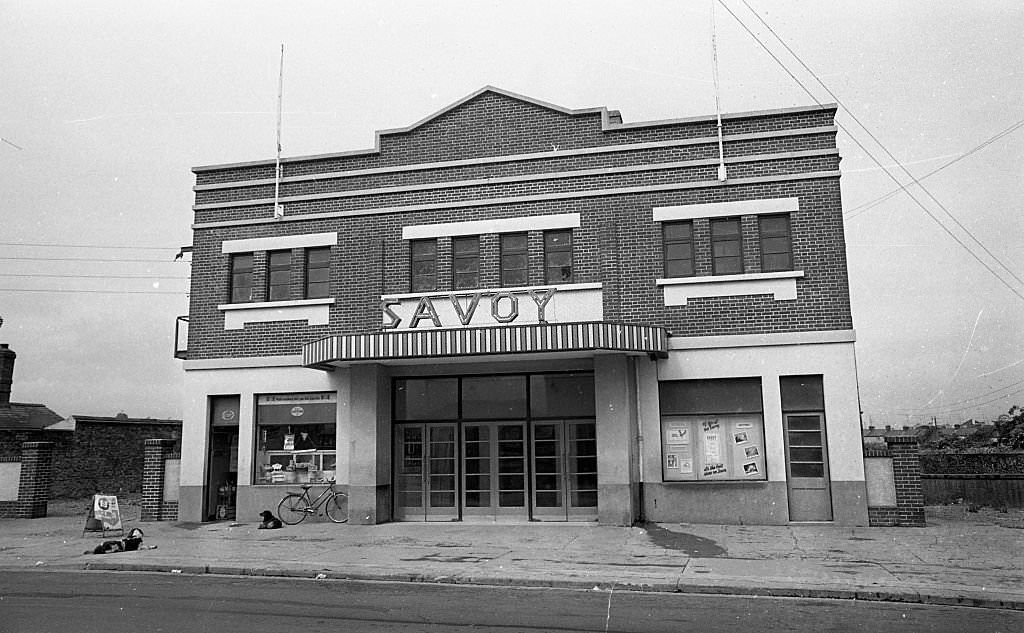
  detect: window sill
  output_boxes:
[656,271,803,305]
[217,298,334,330]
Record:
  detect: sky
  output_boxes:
[1,1,1022,427]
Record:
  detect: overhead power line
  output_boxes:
[0,273,190,280]
[0,287,188,295]
[721,0,1024,301]
[0,256,183,264]
[897,376,1024,412]
[0,241,178,250]
[845,117,1024,221]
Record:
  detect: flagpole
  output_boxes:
[274,44,285,219]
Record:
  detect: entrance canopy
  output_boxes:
[303,321,668,369]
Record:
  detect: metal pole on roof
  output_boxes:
[711,1,727,182]
[274,44,285,219]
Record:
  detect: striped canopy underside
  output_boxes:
[303,322,668,368]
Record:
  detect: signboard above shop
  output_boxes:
[381,283,603,331]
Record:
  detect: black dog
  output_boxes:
[85,527,154,554]
[258,510,283,529]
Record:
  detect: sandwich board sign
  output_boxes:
[83,494,123,537]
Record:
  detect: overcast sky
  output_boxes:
[1,1,1022,427]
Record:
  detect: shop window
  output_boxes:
[760,214,793,272]
[710,218,743,275]
[544,229,573,283]
[662,221,694,278]
[410,239,437,292]
[452,236,480,290]
[529,373,595,418]
[255,392,337,485]
[462,375,527,419]
[305,247,331,299]
[266,250,292,301]
[229,253,255,303]
[659,378,767,481]
[500,233,528,287]
[394,378,459,421]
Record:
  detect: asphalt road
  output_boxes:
[1,571,1021,633]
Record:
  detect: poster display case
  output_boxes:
[661,414,767,481]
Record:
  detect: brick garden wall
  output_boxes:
[50,421,181,498]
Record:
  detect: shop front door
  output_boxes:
[784,413,833,521]
[393,423,459,521]
[531,420,598,521]
[461,422,528,522]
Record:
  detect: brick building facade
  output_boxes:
[178,87,868,525]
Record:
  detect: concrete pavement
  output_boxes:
[2,507,1022,611]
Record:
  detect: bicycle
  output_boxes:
[276,479,348,524]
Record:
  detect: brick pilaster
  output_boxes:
[885,435,925,527]
[141,439,175,521]
[17,441,54,518]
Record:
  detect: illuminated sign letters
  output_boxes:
[382,287,556,330]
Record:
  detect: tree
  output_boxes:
[994,406,1024,449]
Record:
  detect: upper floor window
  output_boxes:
[266,250,292,301]
[662,221,694,278]
[759,214,793,272]
[452,236,480,290]
[230,253,255,303]
[410,239,437,292]
[710,218,743,275]
[500,233,528,287]
[544,229,573,283]
[305,247,331,299]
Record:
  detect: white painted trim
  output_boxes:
[192,171,841,230]
[182,355,305,370]
[656,271,804,286]
[192,128,838,192]
[658,271,804,305]
[667,329,856,350]
[381,282,601,301]
[221,232,337,253]
[194,151,835,211]
[403,213,580,240]
[654,197,799,222]
[218,298,335,311]
[217,298,334,330]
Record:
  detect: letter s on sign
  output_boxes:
[381,300,402,329]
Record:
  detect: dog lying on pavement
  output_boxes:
[84,527,156,554]
[259,510,283,529]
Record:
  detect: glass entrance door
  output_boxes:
[393,423,459,521]
[530,420,598,521]
[462,422,527,521]
[784,413,833,521]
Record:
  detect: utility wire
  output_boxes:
[0,287,188,295]
[0,256,182,263]
[0,273,190,280]
[896,385,1024,416]
[0,241,178,250]
[720,0,1024,301]
[845,117,1024,220]
[735,0,1024,289]
[897,376,1024,412]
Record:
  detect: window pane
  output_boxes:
[762,253,792,272]
[781,376,825,411]
[711,219,740,237]
[791,463,824,477]
[714,256,742,274]
[663,222,692,242]
[501,233,528,286]
[230,254,254,303]
[462,376,527,419]
[305,247,331,299]
[660,378,763,415]
[665,243,692,261]
[394,378,458,420]
[760,215,789,236]
[713,241,740,258]
[544,230,573,284]
[503,268,528,287]
[761,236,791,255]
[530,373,595,417]
[665,259,694,278]
[410,240,437,292]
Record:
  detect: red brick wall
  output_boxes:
[186,91,851,360]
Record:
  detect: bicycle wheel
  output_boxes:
[324,492,349,523]
[277,493,309,525]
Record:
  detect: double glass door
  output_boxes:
[393,419,597,522]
